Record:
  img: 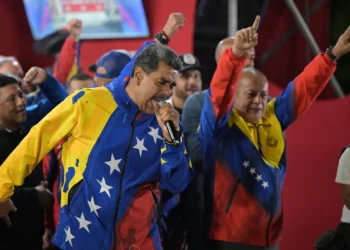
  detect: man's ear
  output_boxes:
[134,66,145,86]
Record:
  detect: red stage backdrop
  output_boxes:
[0,1,348,250]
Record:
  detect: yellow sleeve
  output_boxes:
[0,91,82,201]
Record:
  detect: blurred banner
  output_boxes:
[23,0,150,40]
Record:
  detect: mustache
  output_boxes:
[151,95,169,102]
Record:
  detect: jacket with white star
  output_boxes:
[199,48,336,248]
[0,41,193,250]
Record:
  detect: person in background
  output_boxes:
[27,18,83,106]
[0,68,68,250]
[0,56,35,96]
[333,146,350,249]
[199,17,350,250]
[53,18,83,85]
[180,36,255,250]
[0,13,193,250]
[160,52,202,249]
[94,50,132,86]
[66,73,95,94]
[168,53,202,114]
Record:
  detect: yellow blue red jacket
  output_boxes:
[0,41,193,250]
[199,48,336,248]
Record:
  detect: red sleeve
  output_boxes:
[274,53,337,130]
[210,48,246,119]
[293,53,336,117]
[53,36,77,85]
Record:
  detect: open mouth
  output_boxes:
[151,95,168,103]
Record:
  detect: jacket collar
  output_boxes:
[106,76,154,121]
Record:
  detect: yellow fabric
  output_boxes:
[228,99,285,168]
[67,58,79,81]
[0,88,117,206]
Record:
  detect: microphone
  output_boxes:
[158,101,180,146]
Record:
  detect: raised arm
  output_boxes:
[274,25,350,130]
[23,67,68,132]
[199,16,260,140]
[117,13,186,81]
[53,19,82,85]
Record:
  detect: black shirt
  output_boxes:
[0,126,44,250]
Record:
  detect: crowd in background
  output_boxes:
[0,10,349,250]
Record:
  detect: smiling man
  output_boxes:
[199,17,350,250]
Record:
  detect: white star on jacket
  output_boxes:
[262,181,269,189]
[105,153,122,175]
[249,168,256,175]
[97,177,113,197]
[65,226,75,247]
[75,212,92,233]
[133,137,148,157]
[148,126,163,144]
[88,196,101,217]
[243,161,250,168]
[255,174,263,182]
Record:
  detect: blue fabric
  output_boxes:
[51,41,193,250]
[24,74,68,132]
[95,50,131,79]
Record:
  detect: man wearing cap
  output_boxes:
[167,53,202,115]
[94,50,132,86]
[160,53,202,250]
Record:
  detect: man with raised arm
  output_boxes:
[0,13,193,250]
[200,16,350,250]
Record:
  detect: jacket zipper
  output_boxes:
[266,169,279,246]
[111,111,137,250]
[225,180,240,213]
[256,125,280,246]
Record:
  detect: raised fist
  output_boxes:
[332,25,350,58]
[24,67,48,86]
[232,16,260,57]
[67,18,83,42]
[162,13,186,39]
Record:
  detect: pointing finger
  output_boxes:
[252,15,261,31]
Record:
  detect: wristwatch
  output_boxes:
[155,31,170,45]
[326,46,339,62]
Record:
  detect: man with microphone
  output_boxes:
[0,13,193,250]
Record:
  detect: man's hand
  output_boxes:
[152,101,180,142]
[162,13,186,39]
[332,25,350,58]
[24,67,48,86]
[42,228,53,249]
[232,15,260,57]
[0,199,17,227]
[35,183,54,210]
[67,18,83,42]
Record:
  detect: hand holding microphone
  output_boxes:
[152,100,180,146]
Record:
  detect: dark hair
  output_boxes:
[0,74,21,88]
[66,73,94,90]
[131,43,182,76]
